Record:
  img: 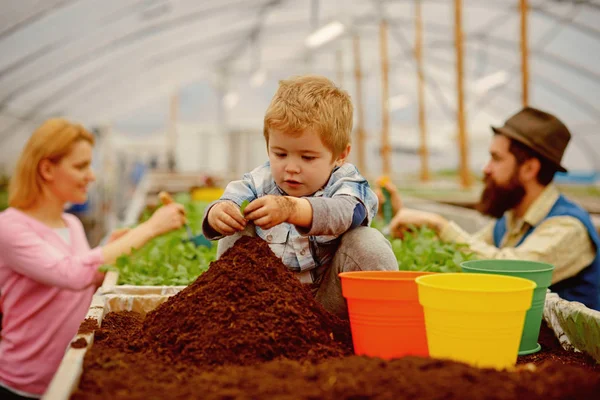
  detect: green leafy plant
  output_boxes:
[102,198,218,285]
[101,234,216,285]
[389,226,478,273]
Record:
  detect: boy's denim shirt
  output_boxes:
[202,161,378,272]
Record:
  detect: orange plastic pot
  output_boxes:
[339,271,435,359]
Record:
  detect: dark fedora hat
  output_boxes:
[491,107,571,173]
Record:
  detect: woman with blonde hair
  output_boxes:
[0,119,186,399]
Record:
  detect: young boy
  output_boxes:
[202,75,397,319]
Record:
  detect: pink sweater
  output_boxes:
[0,208,105,397]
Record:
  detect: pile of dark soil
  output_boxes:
[134,236,352,367]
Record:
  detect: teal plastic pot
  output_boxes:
[461,259,555,355]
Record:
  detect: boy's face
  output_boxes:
[267,128,349,197]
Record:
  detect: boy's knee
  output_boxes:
[340,226,390,251]
[339,227,397,271]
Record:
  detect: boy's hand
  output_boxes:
[244,195,295,229]
[208,201,247,235]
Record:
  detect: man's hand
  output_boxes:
[389,208,448,238]
[375,179,403,216]
[244,195,297,229]
[207,201,247,235]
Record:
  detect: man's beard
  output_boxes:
[476,171,525,219]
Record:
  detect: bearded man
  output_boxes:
[389,107,600,310]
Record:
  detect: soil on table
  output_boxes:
[517,320,600,372]
[72,237,600,399]
[72,311,600,400]
[70,338,88,349]
[77,318,99,335]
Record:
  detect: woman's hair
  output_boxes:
[9,118,95,209]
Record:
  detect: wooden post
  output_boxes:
[454,0,471,188]
[379,20,391,176]
[353,34,366,174]
[520,0,529,106]
[415,0,430,182]
[168,91,179,172]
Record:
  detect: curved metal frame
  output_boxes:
[0,0,599,142]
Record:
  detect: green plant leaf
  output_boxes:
[384,225,478,273]
[240,200,250,214]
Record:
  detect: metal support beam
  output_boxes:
[0,0,258,104]
[532,5,600,40]
[0,0,80,40]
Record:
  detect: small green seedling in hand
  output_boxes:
[239,200,255,231]
[240,200,250,215]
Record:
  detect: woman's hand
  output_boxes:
[145,203,186,237]
[93,270,106,289]
[107,228,131,243]
[101,202,186,265]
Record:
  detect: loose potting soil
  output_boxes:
[77,318,99,335]
[137,236,352,367]
[72,237,600,399]
[73,311,600,400]
[70,338,88,349]
[517,319,600,372]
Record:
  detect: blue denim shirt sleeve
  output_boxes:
[219,172,259,206]
[350,202,367,229]
[323,164,379,225]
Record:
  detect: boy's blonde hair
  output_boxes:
[263,75,353,158]
[9,118,95,209]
